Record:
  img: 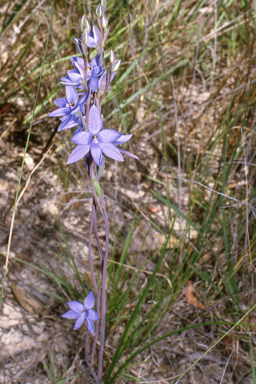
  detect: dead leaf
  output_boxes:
[11,283,44,314]
[185,281,205,310]
[147,205,160,213]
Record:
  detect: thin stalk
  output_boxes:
[92,205,103,263]
[98,213,109,379]
[88,197,99,297]
[91,289,101,367]
[85,328,89,384]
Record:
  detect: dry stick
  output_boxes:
[109,260,172,289]
[171,76,182,263]
[4,124,59,272]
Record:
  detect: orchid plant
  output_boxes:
[49,1,138,381]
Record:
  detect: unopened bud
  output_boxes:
[102,14,108,29]
[96,4,102,17]
[85,19,90,32]
[80,15,87,28]
[81,30,88,45]
[101,0,106,13]
[109,50,115,63]
[112,59,121,72]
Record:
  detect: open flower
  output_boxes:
[67,105,138,165]
[62,291,99,334]
[60,55,103,92]
[49,85,88,131]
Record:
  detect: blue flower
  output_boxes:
[62,291,99,334]
[49,85,88,131]
[67,105,139,165]
[86,26,101,49]
[60,55,103,92]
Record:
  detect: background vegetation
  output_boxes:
[1,0,256,383]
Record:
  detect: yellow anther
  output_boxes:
[70,102,75,106]
[93,135,97,140]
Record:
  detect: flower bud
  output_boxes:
[102,14,108,29]
[96,4,102,17]
[74,38,82,54]
[101,0,106,13]
[80,14,87,31]
[81,30,88,45]
[109,50,115,63]
[112,59,121,72]
[85,19,90,32]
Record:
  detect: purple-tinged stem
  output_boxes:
[90,288,101,367]
[92,204,103,263]
[85,359,100,384]
[88,194,98,297]
[98,213,109,379]
[85,328,89,384]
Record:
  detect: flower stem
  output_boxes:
[98,212,109,379]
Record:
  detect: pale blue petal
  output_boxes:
[67,144,91,164]
[87,30,95,48]
[89,77,99,92]
[113,134,133,145]
[86,319,95,335]
[90,54,100,67]
[62,310,80,319]
[54,98,67,108]
[60,115,69,121]
[63,116,80,130]
[74,62,86,80]
[83,291,95,310]
[74,313,86,330]
[49,107,70,117]
[79,91,89,105]
[66,86,78,104]
[71,131,92,145]
[67,301,84,313]
[91,142,103,166]
[66,73,82,83]
[60,79,75,86]
[70,56,84,72]
[98,129,121,143]
[87,309,99,321]
[117,147,139,160]
[89,105,102,135]
[91,66,103,77]
[58,115,71,131]
[99,142,124,162]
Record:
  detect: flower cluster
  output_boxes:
[49,1,138,167]
[53,1,139,341]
